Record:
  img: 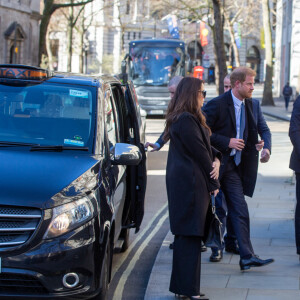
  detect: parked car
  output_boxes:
[0,65,147,299]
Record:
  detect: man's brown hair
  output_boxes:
[230,67,256,87]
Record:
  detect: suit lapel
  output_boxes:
[227,92,236,133]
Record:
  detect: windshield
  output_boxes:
[128,46,184,86]
[0,82,95,150]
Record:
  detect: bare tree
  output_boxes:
[212,0,227,94]
[60,1,86,72]
[223,0,261,68]
[223,2,242,67]
[261,0,275,106]
[150,0,227,94]
[39,0,94,66]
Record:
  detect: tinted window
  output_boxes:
[105,92,118,150]
[0,82,95,149]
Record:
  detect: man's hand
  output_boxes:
[255,140,264,151]
[210,158,220,180]
[145,142,160,152]
[229,138,245,150]
[260,148,270,163]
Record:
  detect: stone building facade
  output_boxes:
[0,0,40,66]
[274,0,300,97]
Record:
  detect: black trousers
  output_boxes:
[284,96,291,110]
[220,157,254,259]
[214,189,237,250]
[295,173,300,254]
[169,235,202,296]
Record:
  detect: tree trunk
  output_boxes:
[228,21,240,67]
[46,30,53,70]
[212,0,227,95]
[79,18,84,73]
[261,0,275,106]
[39,0,54,66]
[67,5,74,72]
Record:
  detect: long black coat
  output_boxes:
[166,112,220,237]
[289,96,300,172]
[202,91,271,197]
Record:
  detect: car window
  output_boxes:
[111,86,127,143]
[0,83,95,149]
[104,91,118,150]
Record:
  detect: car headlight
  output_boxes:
[43,197,94,239]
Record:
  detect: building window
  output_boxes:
[133,32,136,39]
[139,32,142,39]
[126,0,130,14]
[127,32,130,40]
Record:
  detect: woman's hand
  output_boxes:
[212,189,219,197]
[210,158,220,180]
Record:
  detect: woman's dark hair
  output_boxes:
[163,77,211,141]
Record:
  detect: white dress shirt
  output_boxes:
[231,91,245,156]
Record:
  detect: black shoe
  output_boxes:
[225,244,240,255]
[175,293,206,298]
[209,248,223,262]
[175,295,208,300]
[239,255,274,270]
[169,242,174,250]
[201,242,207,252]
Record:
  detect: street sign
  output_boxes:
[203,53,210,68]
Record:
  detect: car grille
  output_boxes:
[0,206,42,248]
[0,273,48,294]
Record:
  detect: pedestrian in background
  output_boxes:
[203,66,274,270]
[165,77,220,300]
[283,81,293,111]
[289,94,300,257]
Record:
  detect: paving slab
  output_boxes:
[227,273,299,290]
[247,289,300,300]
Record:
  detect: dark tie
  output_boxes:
[234,102,245,166]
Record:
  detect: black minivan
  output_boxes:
[0,65,147,299]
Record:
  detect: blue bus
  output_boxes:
[122,39,189,115]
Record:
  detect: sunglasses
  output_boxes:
[198,90,207,98]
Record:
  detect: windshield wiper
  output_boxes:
[0,141,36,147]
[30,145,89,152]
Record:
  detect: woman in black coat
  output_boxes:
[164,77,221,300]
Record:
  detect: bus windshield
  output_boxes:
[128,46,184,86]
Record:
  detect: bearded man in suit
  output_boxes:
[203,66,274,270]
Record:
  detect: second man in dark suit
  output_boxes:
[289,95,300,257]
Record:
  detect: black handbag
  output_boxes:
[204,195,224,249]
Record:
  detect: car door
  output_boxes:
[103,87,127,242]
[123,81,147,233]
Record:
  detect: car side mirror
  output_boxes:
[110,143,142,166]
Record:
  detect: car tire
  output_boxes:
[120,227,130,252]
[92,239,111,300]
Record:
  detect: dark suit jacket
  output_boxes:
[203,90,271,197]
[166,112,220,236]
[289,96,300,172]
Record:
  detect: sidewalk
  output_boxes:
[260,97,292,122]
[145,99,300,300]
